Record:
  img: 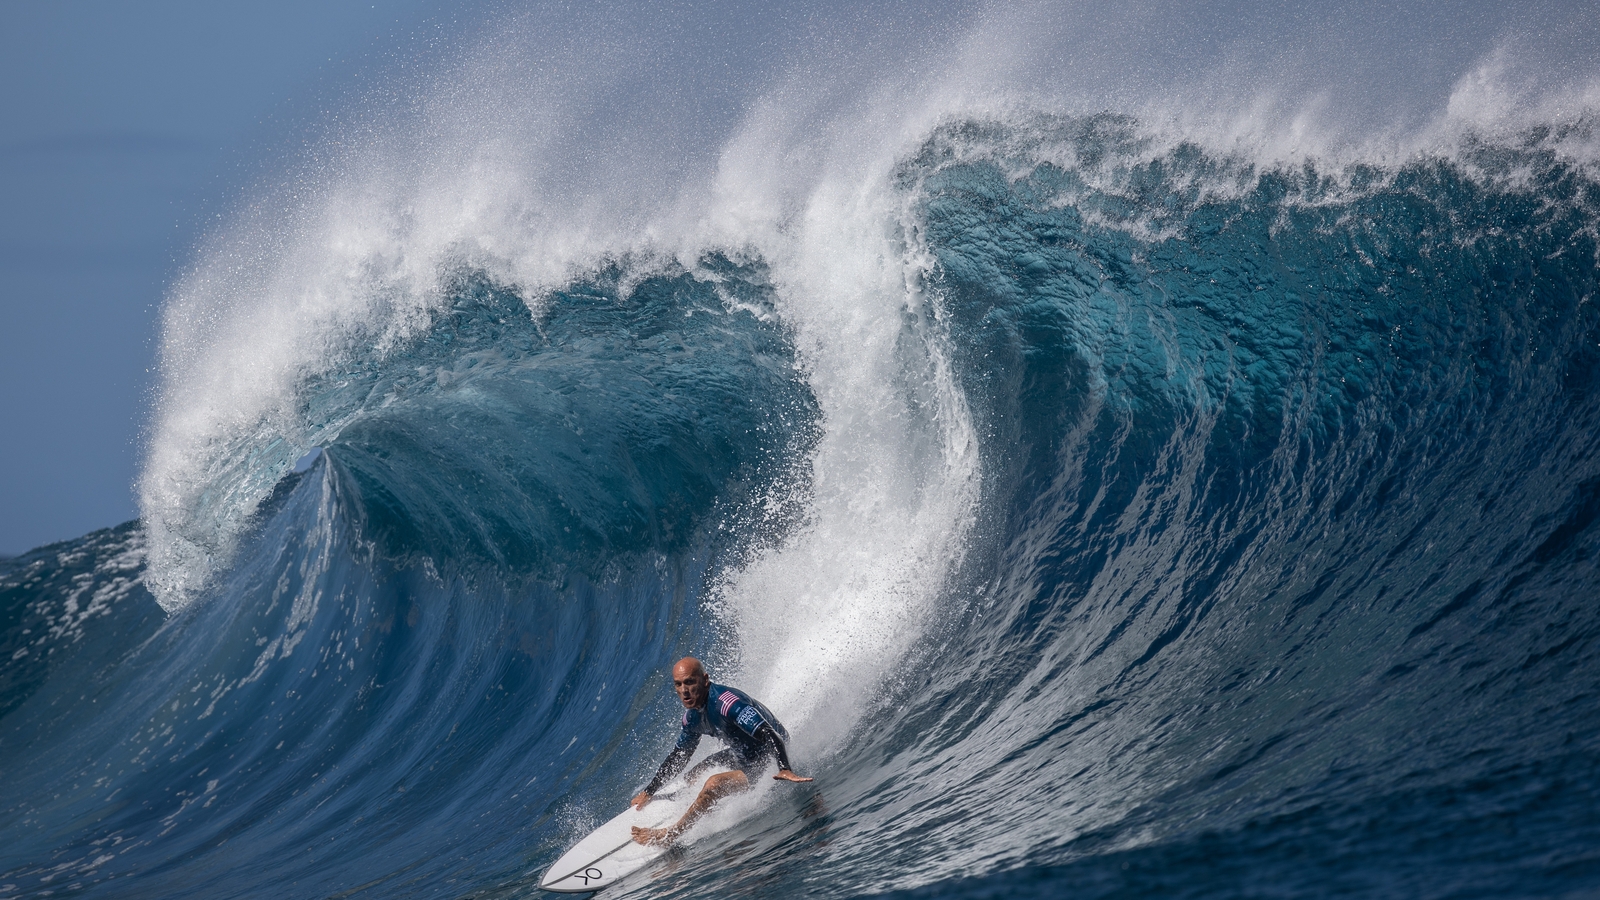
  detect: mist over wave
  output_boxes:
[5,2,1600,898]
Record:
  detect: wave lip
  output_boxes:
[140,254,820,610]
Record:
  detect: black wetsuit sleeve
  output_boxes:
[754,722,794,772]
[645,732,699,794]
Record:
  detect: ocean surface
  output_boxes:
[5,7,1600,898]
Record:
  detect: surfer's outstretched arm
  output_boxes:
[633,732,700,809]
[755,723,813,783]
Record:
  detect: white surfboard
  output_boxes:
[539,782,705,893]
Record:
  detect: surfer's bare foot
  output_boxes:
[631,825,674,846]
[773,768,813,783]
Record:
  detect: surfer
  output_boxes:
[629,657,811,845]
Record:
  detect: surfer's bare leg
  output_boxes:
[630,770,749,845]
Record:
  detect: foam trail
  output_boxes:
[708,146,981,749]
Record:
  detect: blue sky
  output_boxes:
[1,1,440,554]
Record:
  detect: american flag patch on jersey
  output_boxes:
[719,691,739,716]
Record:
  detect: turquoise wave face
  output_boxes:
[307,256,819,577]
[5,117,1600,899]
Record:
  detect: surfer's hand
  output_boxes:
[774,769,813,783]
[631,791,652,810]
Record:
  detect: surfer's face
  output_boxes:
[672,664,709,708]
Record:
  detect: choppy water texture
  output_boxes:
[5,19,1600,900]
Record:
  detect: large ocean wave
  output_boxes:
[5,4,1600,898]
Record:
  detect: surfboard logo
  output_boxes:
[575,867,603,885]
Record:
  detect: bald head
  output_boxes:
[671,657,710,709]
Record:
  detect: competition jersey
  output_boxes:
[675,683,789,759]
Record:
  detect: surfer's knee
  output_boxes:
[703,770,749,797]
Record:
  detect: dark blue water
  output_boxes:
[4,112,1600,899]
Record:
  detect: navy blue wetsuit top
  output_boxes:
[644,683,793,793]
[677,683,789,758]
